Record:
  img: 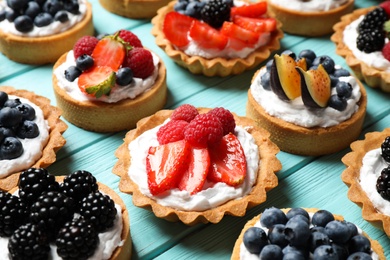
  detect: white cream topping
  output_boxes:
[53,50,160,103]
[270,0,348,12]
[0,0,87,37]
[343,15,390,72]
[250,66,361,128]
[127,120,259,211]
[0,96,49,178]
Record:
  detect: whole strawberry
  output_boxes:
[73,36,99,59]
[123,47,155,79]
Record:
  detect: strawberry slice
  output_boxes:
[232,16,277,33]
[78,66,116,98]
[231,1,267,18]
[220,21,259,46]
[189,20,228,50]
[146,140,191,196]
[91,34,127,71]
[208,133,247,187]
[178,147,210,195]
[163,11,195,47]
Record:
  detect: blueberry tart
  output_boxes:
[99,0,172,19]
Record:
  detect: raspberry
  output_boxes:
[208,107,235,135]
[381,1,390,17]
[118,29,143,48]
[383,42,390,62]
[170,104,199,122]
[73,36,99,59]
[123,47,155,79]
[157,119,189,145]
[184,113,223,147]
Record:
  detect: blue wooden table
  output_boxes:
[1,0,389,259]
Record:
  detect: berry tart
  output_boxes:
[0,168,131,259]
[99,0,172,19]
[246,49,367,156]
[267,0,354,36]
[231,207,385,259]
[0,86,67,191]
[52,30,167,132]
[113,104,281,225]
[332,2,390,92]
[342,128,390,236]
[0,0,94,65]
[151,0,283,77]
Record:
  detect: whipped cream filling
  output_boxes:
[343,15,390,72]
[0,96,49,178]
[270,0,349,12]
[0,0,87,37]
[250,66,361,128]
[127,120,259,211]
[53,50,160,103]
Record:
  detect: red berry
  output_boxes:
[208,107,235,135]
[382,42,390,61]
[157,120,189,145]
[189,20,228,50]
[118,30,143,48]
[73,36,99,59]
[123,47,155,79]
[380,1,390,17]
[170,104,199,122]
[184,113,223,147]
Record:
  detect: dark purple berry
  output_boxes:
[116,67,133,86]
[243,227,268,254]
[381,136,390,162]
[0,136,23,159]
[76,54,94,71]
[65,66,82,82]
[34,12,53,27]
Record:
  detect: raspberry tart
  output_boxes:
[113,104,281,225]
[151,0,283,77]
[52,30,167,132]
[231,207,385,259]
[0,86,67,191]
[99,0,171,19]
[332,2,390,92]
[246,49,367,156]
[0,0,94,65]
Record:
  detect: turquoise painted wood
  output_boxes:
[0,0,389,259]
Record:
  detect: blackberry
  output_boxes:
[56,217,99,260]
[8,223,50,260]
[18,168,59,206]
[30,191,75,241]
[356,28,386,53]
[60,170,98,205]
[0,191,28,237]
[381,136,390,162]
[200,0,230,28]
[357,7,388,34]
[376,166,390,201]
[79,191,117,232]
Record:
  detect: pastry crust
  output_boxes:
[0,86,67,191]
[99,0,172,19]
[341,129,390,236]
[52,51,167,132]
[151,1,284,77]
[267,0,354,36]
[332,7,390,92]
[113,108,281,225]
[246,70,367,156]
[231,208,385,260]
[0,2,94,65]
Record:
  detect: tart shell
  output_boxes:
[113,108,281,225]
[99,0,172,19]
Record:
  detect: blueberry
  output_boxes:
[0,9,6,22]
[0,127,16,138]
[268,224,288,248]
[75,54,94,71]
[260,72,271,90]
[0,107,23,128]
[16,120,39,139]
[286,208,310,221]
[4,98,21,108]
[242,227,268,254]
[265,59,273,72]
[0,137,23,160]
[25,1,41,19]
[345,221,358,238]
[34,12,53,27]
[328,94,348,111]
[311,226,326,234]
[174,0,188,12]
[312,209,335,227]
[333,68,351,78]
[14,15,34,33]
[34,0,47,6]
[259,244,283,260]
[43,0,62,16]
[260,207,288,228]
[313,245,338,260]
[309,231,330,253]
[325,220,352,244]
[64,1,80,14]
[0,91,8,107]
[298,49,316,63]
[283,251,306,260]
[6,9,18,22]
[184,1,205,19]
[116,67,134,86]
[282,245,309,259]
[336,81,353,99]
[348,235,371,254]
[64,66,82,82]
[332,243,349,260]
[281,49,296,60]
[54,10,69,23]
[288,214,310,225]
[16,103,36,121]
[312,55,335,74]
[330,75,340,88]
[7,0,28,11]
[284,217,310,247]
[347,252,373,260]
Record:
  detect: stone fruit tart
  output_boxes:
[113,104,281,225]
[332,1,390,92]
[342,128,390,237]
[0,0,93,65]
[0,168,131,259]
[246,49,367,156]
[151,0,283,77]
[231,207,385,260]
[52,29,167,132]
[0,86,67,192]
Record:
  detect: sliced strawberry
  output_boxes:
[189,20,228,50]
[178,147,210,195]
[146,140,191,195]
[227,37,252,51]
[91,34,126,71]
[208,133,247,187]
[78,66,116,98]
[232,16,276,33]
[220,21,259,46]
[163,11,195,47]
[231,1,267,18]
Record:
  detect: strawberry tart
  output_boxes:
[99,0,171,19]
[113,104,281,225]
[0,86,67,191]
[332,1,390,92]
[0,0,94,65]
[52,30,167,132]
[246,49,367,156]
[151,0,283,77]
